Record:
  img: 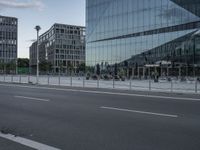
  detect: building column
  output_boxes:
[148,67,151,79]
[179,66,181,78]
[143,67,145,79]
[167,67,169,77]
[132,68,134,78]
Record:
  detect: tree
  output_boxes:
[114,63,118,76]
[85,66,95,74]
[0,62,5,73]
[18,58,29,68]
[39,60,52,73]
[67,61,74,75]
[6,61,16,74]
[96,64,100,75]
[58,62,64,74]
[78,63,86,73]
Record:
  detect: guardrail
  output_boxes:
[0,75,199,94]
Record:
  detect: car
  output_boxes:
[103,74,111,80]
[91,74,98,80]
[114,75,120,81]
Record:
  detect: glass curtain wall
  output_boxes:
[86,0,200,76]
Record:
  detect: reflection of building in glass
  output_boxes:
[30,23,86,74]
[86,0,200,76]
[0,15,18,65]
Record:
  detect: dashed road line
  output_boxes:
[101,106,178,118]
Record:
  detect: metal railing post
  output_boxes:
[4,74,5,82]
[97,76,99,88]
[195,80,198,93]
[83,76,85,88]
[11,75,13,83]
[58,74,61,86]
[19,74,22,83]
[48,75,50,85]
[149,80,151,91]
[129,79,132,90]
[70,76,72,86]
[113,78,115,89]
[171,80,173,93]
[28,75,30,83]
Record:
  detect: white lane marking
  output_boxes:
[14,96,50,102]
[101,106,178,118]
[0,132,61,150]
[0,83,200,101]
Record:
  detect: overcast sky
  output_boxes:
[0,0,85,58]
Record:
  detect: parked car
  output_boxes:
[103,74,112,80]
[91,74,98,80]
[120,76,126,81]
[114,75,120,81]
[86,73,90,80]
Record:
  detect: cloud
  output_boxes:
[0,0,44,11]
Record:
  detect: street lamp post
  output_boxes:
[193,38,196,77]
[35,25,41,84]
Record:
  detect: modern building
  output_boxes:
[0,15,18,72]
[30,23,86,74]
[86,0,200,77]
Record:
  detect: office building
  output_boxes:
[86,0,200,76]
[0,15,18,70]
[30,23,85,74]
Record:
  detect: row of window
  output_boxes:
[39,26,85,43]
[0,51,17,58]
[0,31,17,39]
[55,55,84,60]
[55,28,84,35]
[0,40,17,45]
[54,60,83,67]
[55,44,85,50]
[55,49,84,55]
[0,17,17,26]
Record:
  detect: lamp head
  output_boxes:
[35,25,41,32]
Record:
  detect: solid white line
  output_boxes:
[0,132,61,150]
[101,106,178,118]
[0,83,200,101]
[14,96,50,102]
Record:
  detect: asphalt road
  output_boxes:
[0,83,200,150]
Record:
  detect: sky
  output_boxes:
[0,0,85,58]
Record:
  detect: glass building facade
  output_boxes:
[86,0,200,75]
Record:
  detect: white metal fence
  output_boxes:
[0,75,199,94]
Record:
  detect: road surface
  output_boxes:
[0,83,200,150]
